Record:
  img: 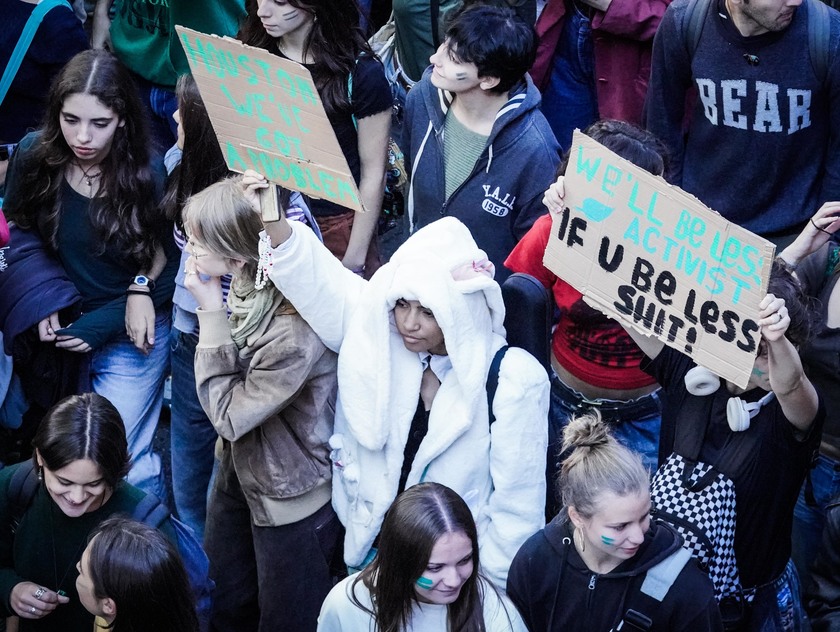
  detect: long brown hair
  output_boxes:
[161,74,230,232]
[352,483,493,632]
[3,50,160,268]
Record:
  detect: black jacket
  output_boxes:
[806,499,840,631]
[507,517,723,631]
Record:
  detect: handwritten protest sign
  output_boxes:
[544,131,775,388]
[176,26,363,212]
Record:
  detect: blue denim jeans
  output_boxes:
[170,328,217,540]
[540,3,598,152]
[90,312,170,500]
[743,560,806,632]
[205,450,343,632]
[547,371,661,518]
[791,454,840,583]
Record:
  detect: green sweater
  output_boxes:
[0,462,175,632]
[110,0,246,87]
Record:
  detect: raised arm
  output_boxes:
[757,294,819,433]
[242,172,367,352]
[779,202,840,268]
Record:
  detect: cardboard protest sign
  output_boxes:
[176,26,363,212]
[543,131,775,388]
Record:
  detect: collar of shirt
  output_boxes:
[421,353,452,383]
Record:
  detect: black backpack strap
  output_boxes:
[618,546,693,631]
[486,346,510,428]
[683,0,713,58]
[807,0,830,84]
[131,492,171,529]
[8,460,39,533]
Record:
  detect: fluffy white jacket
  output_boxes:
[267,218,548,588]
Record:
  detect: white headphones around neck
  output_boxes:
[683,366,776,432]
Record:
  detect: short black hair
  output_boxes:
[444,4,536,94]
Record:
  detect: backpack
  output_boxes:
[651,454,741,601]
[617,546,694,631]
[7,460,214,632]
[682,0,832,83]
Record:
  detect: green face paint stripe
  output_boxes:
[416,577,434,589]
[601,535,615,545]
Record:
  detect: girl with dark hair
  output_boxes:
[161,73,232,540]
[506,119,669,519]
[0,393,176,632]
[318,483,526,632]
[2,49,177,500]
[182,177,339,632]
[246,168,547,591]
[238,0,391,278]
[508,412,721,631]
[76,517,198,632]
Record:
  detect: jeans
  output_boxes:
[540,3,598,152]
[791,454,840,584]
[170,328,217,540]
[205,450,343,632]
[547,371,661,518]
[90,312,170,500]
[743,560,806,632]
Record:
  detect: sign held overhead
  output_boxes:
[176,26,364,213]
[543,130,775,389]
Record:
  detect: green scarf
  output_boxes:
[227,275,281,349]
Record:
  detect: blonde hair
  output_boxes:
[182,177,263,280]
[559,411,649,520]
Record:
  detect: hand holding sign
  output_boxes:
[543,131,775,389]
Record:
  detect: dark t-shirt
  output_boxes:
[273,52,391,217]
[644,346,823,588]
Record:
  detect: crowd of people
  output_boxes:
[0,0,839,631]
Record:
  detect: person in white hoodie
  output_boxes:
[242,170,548,589]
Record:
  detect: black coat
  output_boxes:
[507,517,723,631]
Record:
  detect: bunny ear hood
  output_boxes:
[338,218,508,451]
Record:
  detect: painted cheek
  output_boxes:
[601,535,615,546]
[416,576,434,589]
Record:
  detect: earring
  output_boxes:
[37,466,43,482]
[573,527,586,552]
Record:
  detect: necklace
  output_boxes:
[75,161,102,188]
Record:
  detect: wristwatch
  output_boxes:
[131,275,155,290]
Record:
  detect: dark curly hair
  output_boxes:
[3,50,159,269]
[769,257,819,349]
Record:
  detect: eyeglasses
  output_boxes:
[187,239,210,259]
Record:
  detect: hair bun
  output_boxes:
[561,411,610,454]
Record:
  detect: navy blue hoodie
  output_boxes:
[507,518,723,631]
[404,68,560,279]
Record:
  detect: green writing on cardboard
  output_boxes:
[574,141,763,304]
[180,31,318,105]
[226,142,358,205]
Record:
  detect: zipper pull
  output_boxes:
[588,574,597,590]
